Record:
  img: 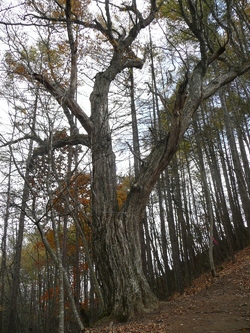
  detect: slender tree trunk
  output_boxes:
[143,215,155,287]
[129,68,141,177]
[46,130,65,333]
[207,144,236,261]
[7,93,39,333]
[157,177,170,296]
[193,115,216,277]
[7,160,30,333]
[71,211,104,312]
[181,160,196,277]
[36,220,85,332]
[0,160,12,333]
[173,157,192,285]
[219,89,250,228]
[148,36,170,293]
[129,68,148,281]
[219,127,249,247]
[163,170,183,294]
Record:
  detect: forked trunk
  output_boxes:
[90,71,158,320]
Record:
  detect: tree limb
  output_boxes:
[31,73,94,134]
[203,61,250,100]
[0,134,43,148]
[65,0,78,99]
[29,133,90,169]
[122,58,250,222]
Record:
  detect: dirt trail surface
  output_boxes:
[88,246,250,332]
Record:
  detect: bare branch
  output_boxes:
[0,134,43,148]
[65,0,78,99]
[31,73,93,134]
[122,0,162,49]
[29,133,90,169]
[203,61,250,100]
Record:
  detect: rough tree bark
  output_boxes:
[3,0,250,322]
[32,32,250,323]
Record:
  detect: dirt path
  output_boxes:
[88,246,250,332]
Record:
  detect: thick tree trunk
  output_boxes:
[27,6,250,317]
[88,57,250,319]
[90,70,158,320]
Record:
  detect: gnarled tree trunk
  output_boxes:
[7,0,250,323]
[90,69,159,320]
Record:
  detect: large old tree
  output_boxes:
[1,0,250,321]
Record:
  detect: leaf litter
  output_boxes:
[88,245,250,332]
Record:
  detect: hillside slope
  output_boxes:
[88,245,250,332]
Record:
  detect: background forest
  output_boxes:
[0,0,250,332]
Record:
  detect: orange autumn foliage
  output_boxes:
[52,172,91,215]
[116,176,131,209]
